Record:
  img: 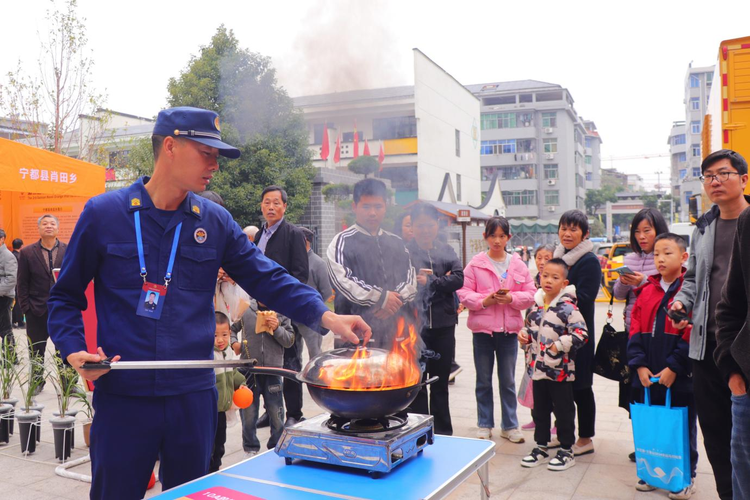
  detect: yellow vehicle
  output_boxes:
[598,242,633,299]
[693,36,750,221]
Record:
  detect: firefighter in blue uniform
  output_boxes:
[48,107,371,500]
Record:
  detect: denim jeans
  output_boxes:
[731,393,750,499]
[473,332,519,430]
[239,374,284,453]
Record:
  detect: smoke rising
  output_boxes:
[276,0,409,97]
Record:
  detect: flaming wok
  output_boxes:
[82,319,435,420]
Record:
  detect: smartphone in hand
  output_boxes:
[497,288,510,295]
[616,266,635,275]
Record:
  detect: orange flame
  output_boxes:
[318,317,421,391]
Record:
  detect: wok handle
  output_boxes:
[422,376,440,386]
[244,366,300,382]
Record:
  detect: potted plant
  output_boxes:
[15,344,45,455]
[71,383,93,447]
[48,352,79,461]
[0,340,18,439]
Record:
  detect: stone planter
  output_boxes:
[1,397,18,435]
[49,415,76,462]
[16,410,40,455]
[0,404,11,444]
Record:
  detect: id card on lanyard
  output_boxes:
[134,211,182,320]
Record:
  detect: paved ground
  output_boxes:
[0,301,720,499]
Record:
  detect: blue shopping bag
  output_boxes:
[631,379,691,492]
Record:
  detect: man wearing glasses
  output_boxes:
[671,149,749,500]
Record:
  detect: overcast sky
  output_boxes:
[2,0,750,189]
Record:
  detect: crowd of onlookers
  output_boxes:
[2,149,750,499]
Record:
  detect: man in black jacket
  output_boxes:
[18,215,67,390]
[406,203,464,435]
[714,154,750,499]
[254,186,309,426]
[327,179,417,349]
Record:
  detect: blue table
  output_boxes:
[153,435,495,500]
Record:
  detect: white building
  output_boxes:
[626,174,644,192]
[293,49,505,254]
[668,64,714,221]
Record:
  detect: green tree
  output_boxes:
[347,156,380,178]
[585,186,618,216]
[165,26,313,226]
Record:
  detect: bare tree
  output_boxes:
[1,0,107,162]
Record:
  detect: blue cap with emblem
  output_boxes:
[153,107,240,159]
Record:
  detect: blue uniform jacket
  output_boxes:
[48,177,329,397]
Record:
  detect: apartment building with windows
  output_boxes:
[465,80,593,219]
[583,119,602,190]
[668,65,714,221]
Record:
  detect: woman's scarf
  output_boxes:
[553,239,594,267]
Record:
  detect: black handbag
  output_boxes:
[593,294,631,383]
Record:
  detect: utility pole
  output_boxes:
[655,171,663,193]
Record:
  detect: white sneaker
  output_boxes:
[547,449,576,471]
[668,480,696,500]
[476,428,492,439]
[636,480,657,492]
[520,447,549,468]
[500,428,525,443]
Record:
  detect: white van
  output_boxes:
[669,223,693,251]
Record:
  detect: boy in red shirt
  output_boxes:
[628,233,698,500]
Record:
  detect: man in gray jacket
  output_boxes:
[297,228,333,359]
[671,149,749,500]
[230,299,294,457]
[0,229,18,348]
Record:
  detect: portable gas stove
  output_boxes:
[274,413,434,477]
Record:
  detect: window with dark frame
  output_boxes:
[455,129,460,157]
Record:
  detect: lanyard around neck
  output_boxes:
[134,211,182,286]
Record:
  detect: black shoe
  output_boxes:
[629,451,636,463]
[448,363,463,383]
[257,412,270,428]
[285,416,305,427]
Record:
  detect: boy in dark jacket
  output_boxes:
[231,299,294,457]
[211,312,247,472]
[628,233,698,500]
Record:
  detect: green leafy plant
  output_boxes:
[48,352,79,416]
[347,156,380,178]
[71,380,93,419]
[16,338,47,412]
[0,340,18,400]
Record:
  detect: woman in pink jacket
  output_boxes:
[458,217,536,441]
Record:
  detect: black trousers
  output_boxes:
[283,326,304,420]
[533,380,575,450]
[693,343,734,500]
[209,411,227,473]
[0,296,13,347]
[411,326,454,435]
[574,386,596,439]
[11,296,23,326]
[25,310,49,383]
